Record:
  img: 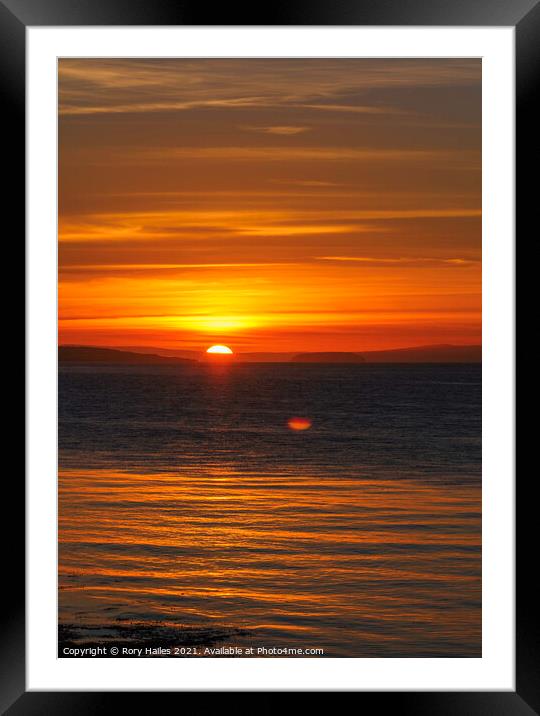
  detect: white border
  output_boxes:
[27,27,515,691]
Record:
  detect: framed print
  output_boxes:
[10,0,534,711]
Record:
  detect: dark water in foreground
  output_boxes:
[58,363,481,657]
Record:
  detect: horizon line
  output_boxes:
[59,342,482,354]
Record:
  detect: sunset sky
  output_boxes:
[58,59,481,353]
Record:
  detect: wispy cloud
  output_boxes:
[137,146,480,165]
[242,125,311,135]
[317,256,480,267]
[59,58,481,117]
[62,261,295,271]
[59,207,481,243]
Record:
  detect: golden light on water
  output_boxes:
[206,345,233,355]
[59,467,481,655]
[288,417,312,431]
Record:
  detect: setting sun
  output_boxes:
[206,345,233,355]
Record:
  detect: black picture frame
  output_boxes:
[7,0,532,711]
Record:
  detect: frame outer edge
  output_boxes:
[0,1,26,714]
[2,692,540,714]
[516,2,540,713]
[1,0,540,26]
[13,0,533,709]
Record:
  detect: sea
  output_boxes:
[58,362,481,657]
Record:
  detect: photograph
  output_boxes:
[57,58,482,659]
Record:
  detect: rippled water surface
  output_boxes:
[59,363,481,657]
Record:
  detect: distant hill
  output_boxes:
[84,343,481,365]
[292,352,366,363]
[121,346,202,361]
[121,346,297,363]
[59,346,195,365]
[235,352,296,363]
[360,344,481,363]
[277,345,481,363]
